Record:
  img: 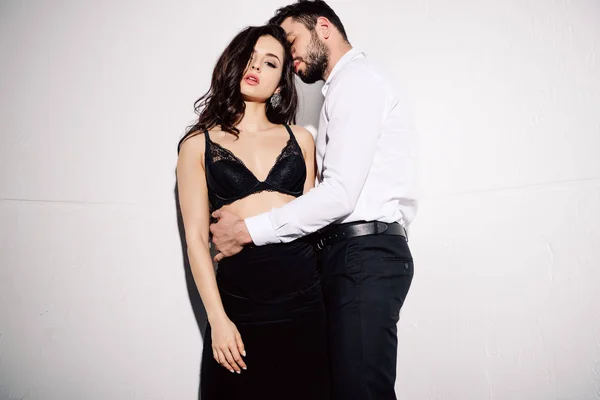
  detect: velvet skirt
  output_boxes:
[200,240,330,400]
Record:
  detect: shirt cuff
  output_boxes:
[244,213,281,246]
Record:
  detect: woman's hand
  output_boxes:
[210,314,247,373]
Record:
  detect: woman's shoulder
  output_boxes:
[287,124,315,148]
[178,130,206,158]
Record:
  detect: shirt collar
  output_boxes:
[321,47,365,96]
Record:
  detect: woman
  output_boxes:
[176,25,329,399]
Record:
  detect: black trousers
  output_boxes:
[317,233,414,400]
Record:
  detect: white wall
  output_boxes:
[1,0,599,399]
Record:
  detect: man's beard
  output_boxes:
[296,32,329,84]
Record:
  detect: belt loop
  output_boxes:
[316,237,326,250]
[375,221,388,235]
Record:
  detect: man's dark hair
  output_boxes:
[268,0,349,42]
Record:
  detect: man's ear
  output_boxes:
[315,16,332,40]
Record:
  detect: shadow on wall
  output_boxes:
[173,77,324,399]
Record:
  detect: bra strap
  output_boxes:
[283,123,294,138]
[203,129,212,162]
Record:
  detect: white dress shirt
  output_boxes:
[245,48,418,246]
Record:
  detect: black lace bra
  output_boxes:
[204,124,306,211]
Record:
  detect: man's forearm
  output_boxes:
[245,177,359,246]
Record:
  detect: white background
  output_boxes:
[1,0,599,399]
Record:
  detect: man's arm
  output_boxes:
[245,66,392,245]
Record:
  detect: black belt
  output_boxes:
[314,221,407,250]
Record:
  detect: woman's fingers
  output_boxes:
[230,339,247,371]
[216,347,235,373]
[221,344,242,373]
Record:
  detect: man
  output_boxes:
[210,1,417,399]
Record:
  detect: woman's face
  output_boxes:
[240,35,285,102]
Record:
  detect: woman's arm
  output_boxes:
[177,134,246,373]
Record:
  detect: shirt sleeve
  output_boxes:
[245,65,389,245]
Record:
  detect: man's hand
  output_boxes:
[210,209,253,263]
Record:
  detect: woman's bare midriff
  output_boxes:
[219,191,296,220]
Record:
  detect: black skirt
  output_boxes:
[200,240,330,400]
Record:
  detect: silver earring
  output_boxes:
[270,92,281,108]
